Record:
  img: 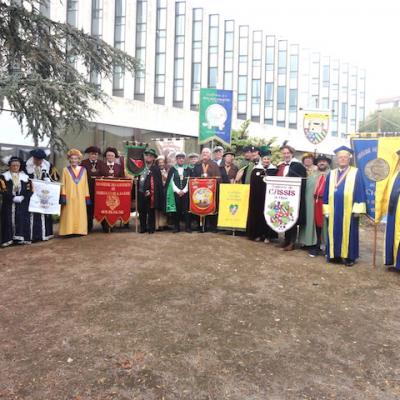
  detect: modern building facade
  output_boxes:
[1,0,367,155]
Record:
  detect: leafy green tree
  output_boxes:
[228,119,282,165]
[0,0,138,149]
[359,108,400,133]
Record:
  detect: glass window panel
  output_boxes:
[265,83,273,100]
[224,72,233,90]
[238,76,247,93]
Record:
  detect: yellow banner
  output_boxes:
[377,137,400,221]
[217,184,250,230]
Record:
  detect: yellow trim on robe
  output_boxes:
[322,204,329,215]
[59,166,90,236]
[327,169,336,258]
[352,202,367,214]
[384,172,400,265]
[341,167,357,258]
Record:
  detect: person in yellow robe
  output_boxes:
[59,149,90,236]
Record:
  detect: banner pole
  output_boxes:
[134,177,139,234]
[373,222,378,267]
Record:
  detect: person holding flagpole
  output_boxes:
[323,146,367,266]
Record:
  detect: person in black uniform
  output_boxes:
[137,148,164,234]
[165,152,193,233]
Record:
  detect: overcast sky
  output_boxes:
[192,0,400,114]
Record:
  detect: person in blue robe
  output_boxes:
[323,146,366,266]
[384,153,400,269]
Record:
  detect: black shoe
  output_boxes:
[148,230,155,234]
[308,248,317,258]
[173,228,180,233]
[329,257,342,264]
[185,228,192,233]
[139,228,147,234]
[344,259,355,267]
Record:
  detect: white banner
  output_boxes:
[264,176,302,233]
[29,179,61,215]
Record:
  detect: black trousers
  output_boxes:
[284,226,298,245]
[87,204,94,232]
[173,193,191,230]
[138,192,155,232]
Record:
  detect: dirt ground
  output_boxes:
[1,224,400,400]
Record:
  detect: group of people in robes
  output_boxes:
[2,142,400,272]
[0,149,59,247]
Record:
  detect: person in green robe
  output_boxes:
[299,154,331,256]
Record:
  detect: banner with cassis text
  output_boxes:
[189,178,217,216]
[94,179,132,226]
[264,176,302,233]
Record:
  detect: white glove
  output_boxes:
[13,195,24,203]
[324,214,329,218]
[44,177,51,182]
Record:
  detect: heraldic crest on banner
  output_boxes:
[189,178,217,216]
[125,145,146,176]
[303,113,329,145]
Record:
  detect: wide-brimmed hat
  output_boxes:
[176,151,186,158]
[301,152,315,162]
[315,154,332,165]
[223,151,235,157]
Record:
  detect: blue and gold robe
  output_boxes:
[323,166,366,261]
[384,170,400,269]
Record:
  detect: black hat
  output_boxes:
[315,154,332,164]
[8,156,24,168]
[104,147,119,157]
[30,149,47,160]
[242,146,252,153]
[249,146,260,153]
[260,146,271,157]
[85,146,101,154]
[223,151,235,157]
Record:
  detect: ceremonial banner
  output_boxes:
[94,179,132,226]
[189,178,217,216]
[264,176,302,233]
[303,112,330,144]
[125,145,146,177]
[154,138,185,166]
[29,179,61,215]
[199,88,233,146]
[217,184,250,230]
[352,136,400,222]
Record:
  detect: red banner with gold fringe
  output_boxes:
[189,178,217,216]
[94,179,132,226]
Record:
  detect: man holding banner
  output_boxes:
[323,146,366,266]
[192,148,221,232]
[276,143,307,251]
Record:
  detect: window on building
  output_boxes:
[237,26,249,119]
[154,0,167,103]
[289,44,299,129]
[277,40,287,126]
[90,0,103,87]
[113,0,126,97]
[251,31,262,121]
[191,8,203,109]
[173,2,186,106]
[264,35,275,125]
[223,20,234,90]
[134,0,147,99]
[66,0,79,65]
[208,14,219,89]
